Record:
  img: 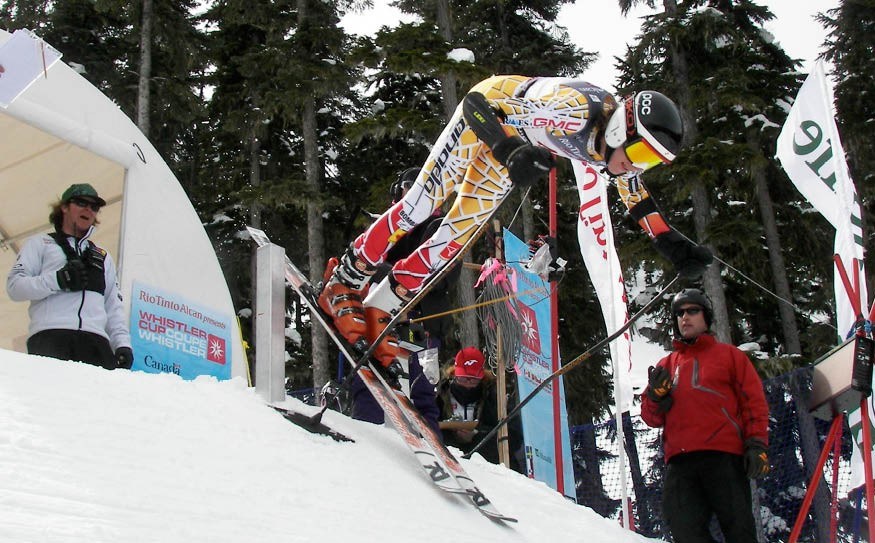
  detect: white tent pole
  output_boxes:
[7,97,139,168]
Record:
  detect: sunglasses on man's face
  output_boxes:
[69,198,103,212]
[675,307,703,318]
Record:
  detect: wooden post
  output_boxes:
[493,219,510,468]
[496,324,510,467]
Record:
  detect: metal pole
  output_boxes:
[859,398,875,540]
[789,414,844,543]
[548,166,566,496]
[255,243,286,403]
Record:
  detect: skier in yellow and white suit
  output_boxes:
[319,75,712,382]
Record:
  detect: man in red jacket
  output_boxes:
[642,288,769,543]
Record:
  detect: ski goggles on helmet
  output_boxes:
[622,138,666,171]
[605,94,679,171]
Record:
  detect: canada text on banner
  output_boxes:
[130,281,233,380]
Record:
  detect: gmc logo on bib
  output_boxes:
[532,117,582,131]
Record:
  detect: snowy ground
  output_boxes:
[0,348,663,543]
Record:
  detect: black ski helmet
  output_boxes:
[671,288,713,334]
[390,167,418,203]
[604,90,684,170]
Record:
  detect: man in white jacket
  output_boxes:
[7,183,133,370]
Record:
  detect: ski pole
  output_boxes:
[463,274,681,459]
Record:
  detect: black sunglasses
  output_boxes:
[69,197,103,212]
[675,307,703,318]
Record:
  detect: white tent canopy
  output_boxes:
[0,29,246,379]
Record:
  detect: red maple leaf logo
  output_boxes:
[206,335,226,365]
[517,303,541,354]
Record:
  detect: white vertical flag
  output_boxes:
[571,161,634,411]
[776,60,871,492]
[572,160,634,527]
[776,60,867,337]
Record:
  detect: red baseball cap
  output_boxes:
[454,346,486,379]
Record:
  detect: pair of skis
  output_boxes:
[248,227,515,523]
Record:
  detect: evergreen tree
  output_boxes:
[201,0,364,390]
[0,0,54,33]
[133,0,208,182]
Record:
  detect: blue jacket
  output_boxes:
[350,353,441,437]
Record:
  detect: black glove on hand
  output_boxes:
[647,365,672,399]
[56,260,87,291]
[115,347,134,370]
[646,365,673,399]
[646,365,674,412]
[491,136,554,187]
[652,230,714,280]
[743,438,770,479]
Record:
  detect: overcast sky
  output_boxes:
[341,0,840,93]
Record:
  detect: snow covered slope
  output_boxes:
[0,348,660,543]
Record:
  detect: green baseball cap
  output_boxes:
[61,183,106,207]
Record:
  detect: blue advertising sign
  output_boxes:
[504,230,576,500]
[130,281,232,380]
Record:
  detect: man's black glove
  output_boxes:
[646,365,674,412]
[56,260,87,291]
[115,347,134,370]
[652,230,713,280]
[491,136,555,187]
[743,438,770,479]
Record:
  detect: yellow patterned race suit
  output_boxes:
[351,75,672,299]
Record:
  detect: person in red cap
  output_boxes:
[436,346,524,473]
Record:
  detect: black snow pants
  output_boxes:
[28,329,116,370]
[662,450,757,543]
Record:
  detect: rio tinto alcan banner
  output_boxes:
[129,281,232,380]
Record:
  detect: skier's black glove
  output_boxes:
[652,230,713,280]
[646,365,674,412]
[743,438,770,479]
[491,136,554,187]
[56,260,87,291]
[115,347,134,370]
